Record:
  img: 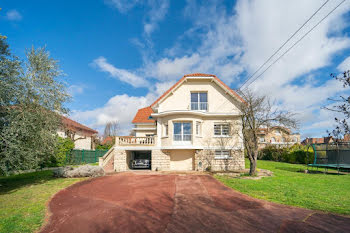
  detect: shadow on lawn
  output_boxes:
[275,166,348,175]
[0,170,55,194]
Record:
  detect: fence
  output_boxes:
[65,149,108,165]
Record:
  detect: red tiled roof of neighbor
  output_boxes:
[101,136,114,145]
[150,73,245,107]
[61,116,98,135]
[132,106,155,123]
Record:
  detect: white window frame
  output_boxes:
[164,123,168,137]
[191,92,208,111]
[173,122,192,142]
[214,123,230,136]
[196,121,202,136]
[215,150,231,159]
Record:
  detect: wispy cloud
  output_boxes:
[91,56,149,88]
[5,9,22,21]
[143,0,169,37]
[104,0,140,13]
[105,0,169,38]
[68,84,85,96]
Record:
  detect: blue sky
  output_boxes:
[1,0,350,138]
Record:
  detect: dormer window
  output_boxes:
[191,92,208,111]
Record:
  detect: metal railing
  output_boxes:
[118,136,155,145]
[191,102,208,111]
[174,134,192,141]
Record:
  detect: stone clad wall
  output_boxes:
[151,150,170,171]
[114,149,127,172]
[194,149,245,171]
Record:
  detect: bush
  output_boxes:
[259,144,313,164]
[53,165,105,178]
[50,137,75,167]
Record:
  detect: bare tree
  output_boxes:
[324,70,350,140]
[103,120,119,139]
[198,119,242,171]
[240,89,298,176]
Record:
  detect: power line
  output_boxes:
[240,0,346,91]
[238,0,331,90]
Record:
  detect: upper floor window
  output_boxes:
[271,137,276,143]
[191,92,208,111]
[174,122,192,141]
[214,123,230,136]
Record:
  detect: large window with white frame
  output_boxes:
[215,150,231,159]
[191,92,208,111]
[214,123,230,136]
[173,122,192,141]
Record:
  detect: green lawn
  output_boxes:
[215,159,350,215]
[0,170,85,233]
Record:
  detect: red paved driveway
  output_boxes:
[41,173,350,233]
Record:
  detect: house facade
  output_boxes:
[258,126,300,149]
[100,73,245,172]
[57,116,98,150]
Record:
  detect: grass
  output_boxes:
[215,159,350,215]
[0,170,86,233]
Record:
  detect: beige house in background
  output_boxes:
[258,126,300,149]
[100,73,246,172]
[57,116,98,150]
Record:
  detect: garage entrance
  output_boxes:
[127,151,152,170]
[170,150,194,171]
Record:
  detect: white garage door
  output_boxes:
[170,150,194,171]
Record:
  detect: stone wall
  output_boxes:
[114,149,127,172]
[195,149,245,171]
[151,149,170,171]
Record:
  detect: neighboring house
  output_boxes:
[57,116,98,150]
[258,126,300,149]
[301,136,334,145]
[101,136,114,145]
[100,73,246,172]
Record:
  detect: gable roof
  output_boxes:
[61,116,98,136]
[150,73,245,108]
[132,106,155,123]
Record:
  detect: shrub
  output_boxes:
[259,144,314,164]
[53,165,105,178]
[50,137,75,167]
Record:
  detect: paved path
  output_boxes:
[41,173,350,233]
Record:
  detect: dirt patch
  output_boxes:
[40,173,350,233]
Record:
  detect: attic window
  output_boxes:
[191,92,208,111]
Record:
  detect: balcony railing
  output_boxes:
[118,136,155,146]
[174,134,192,141]
[191,102,208,111]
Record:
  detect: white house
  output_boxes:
[100,73,246,172]
[57,116,98,150]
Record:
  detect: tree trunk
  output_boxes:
[249,158,257,176]
[249,150,258,176]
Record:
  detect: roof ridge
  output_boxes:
[61,115,98,134]
[150,73,245,107]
